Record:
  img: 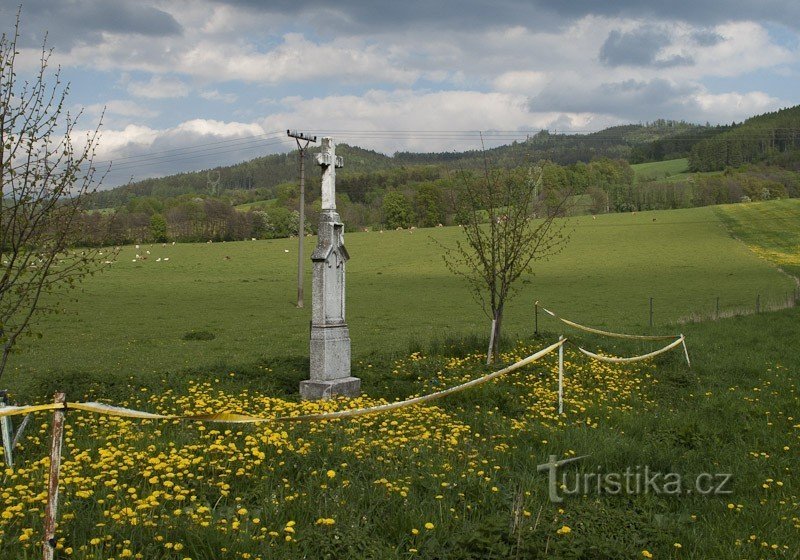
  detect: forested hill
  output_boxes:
[689,105,800,172]
[86,120,724,209]
[87,145,394,209]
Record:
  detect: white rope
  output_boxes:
[577,335,686,364]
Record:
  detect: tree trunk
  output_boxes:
[487,305,504,364]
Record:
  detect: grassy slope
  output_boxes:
[5,203,795,394]
[632,158,689,182]
[715,199,800,281]
[235,198,278,211]
[632,157,722,184]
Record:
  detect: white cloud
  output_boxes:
[492,71,549,94]
[688,21,796,77]
[127,75,190,99]
[692,90,781,120]
[85,99,159,119]
[84,118,282,185]
[177,33,418,85]
[200,90,238,103]
[260,89,609,152]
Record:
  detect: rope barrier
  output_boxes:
[0,339,567,423]
[577,335,686,364]
[537,303,679,340]
[280,338,566,422]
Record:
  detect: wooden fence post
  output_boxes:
[756,294,761,314]
[0,390,13,468]
[43,393,66,560]
[558,336,565,415]
[534,302,539,336]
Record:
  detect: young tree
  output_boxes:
[442,160,571,363]
[0,11,112,382]
[382,190,414,229]
[150,213,168,242]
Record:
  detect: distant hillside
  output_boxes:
[87,120,727,210]
[689,105,800,172]
[86,144,394,209]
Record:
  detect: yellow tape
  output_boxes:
[537,303,678,340]
[0,403,63,417]
[0,339,567,423]
[577,335,685,363]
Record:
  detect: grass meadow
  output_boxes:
[631,158,722,184]
[0,200,798,559]
[5,203,796,397]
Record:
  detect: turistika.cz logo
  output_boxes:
[537,455,733,503]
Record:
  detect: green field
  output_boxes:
[235,198,278,211]
[631,158,722,184]
[6,203,795,394]
[632,158,690,182]
[716,199,800,281]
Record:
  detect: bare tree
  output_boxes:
[442,156,571,363]
[0,10,112,382]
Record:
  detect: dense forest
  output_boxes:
[689,105,800,171]
[73,108,800,246]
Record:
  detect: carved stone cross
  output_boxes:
[317,137,344,211]
[300,137,360,400]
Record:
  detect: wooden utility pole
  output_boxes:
[287,130,318,308]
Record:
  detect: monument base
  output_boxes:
[299,377,361,400]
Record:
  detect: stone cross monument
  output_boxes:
[299,137,361,400]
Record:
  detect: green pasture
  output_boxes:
[716,198,800,280]
[632,158,690,182]
[235,198,278,211]
[5,202,796,395]
[631,158,721,184]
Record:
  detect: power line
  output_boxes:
[103,137,294,173]
[91,127,800,179]
[93,130,286,165]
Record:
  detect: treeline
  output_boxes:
[630,124,732,163]
[76,198,307,246]
[689,105,800,171]
[73,159,638,244]
[631,165,799,211]
[72,156,800,246]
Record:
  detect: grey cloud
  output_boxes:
[530,78,699,121]
[534,0,800,30]
[691,29,724,46]
[599,27,671,66]
[1,1,181,48]
[600,26,694,68]
[213,0,800,31]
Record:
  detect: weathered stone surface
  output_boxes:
[299,377,361,400]
[303,137,360,399]
[309,324,351,381]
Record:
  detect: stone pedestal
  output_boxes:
[299,377,361,400]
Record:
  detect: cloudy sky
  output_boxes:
[2,0,799,185]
